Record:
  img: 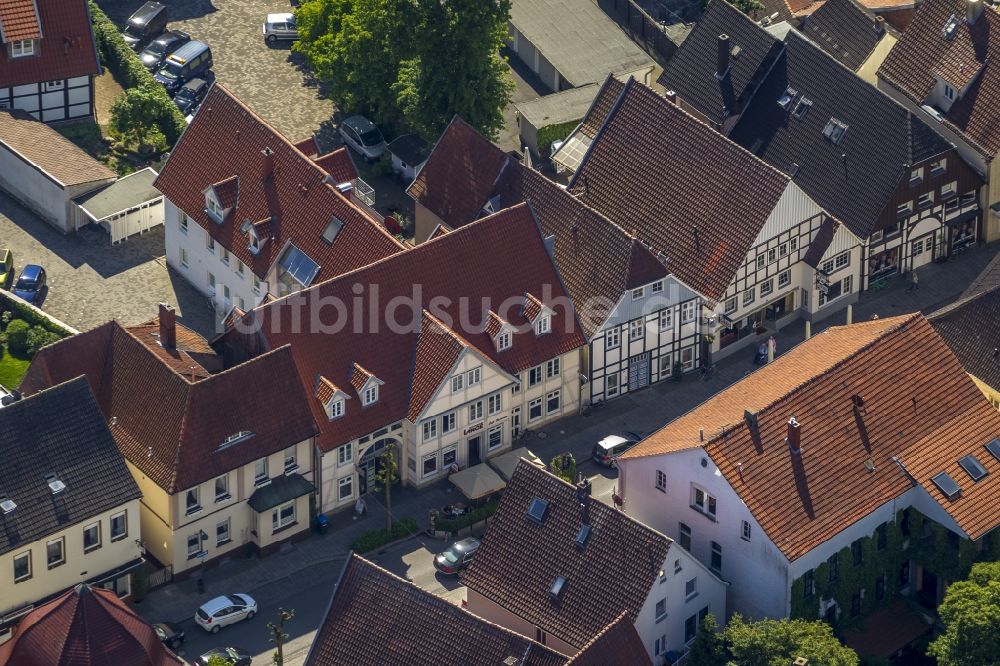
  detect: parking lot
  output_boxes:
[98,0,337,142]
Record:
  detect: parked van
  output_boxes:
[155,41,213,95]
[122,1,168,51]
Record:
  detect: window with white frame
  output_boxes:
[237,260,245,276]
[546,358,560,378]
[741,520,752,541]
[467,367,481,386]
[253,276,262,295]
[487,393,502,415]
[284,447,298,473]
[47,537,65,568]
[680,347,695,371]
[179,212,189,234]
[605,327,620,349]
[912,239,924,256]
[756,254,765,269]
[897,201,913,217]
[656,470,666,492]
[422,419,438,441]
[255,458,269,485]
[511,378,521,395]
[790,237,798,251]
[451,374,464,392]
[691,485,717,519]
[655,598,667,621]
[629,319,643,341]
[328,398,344,420]
[710,541,722,574]
[779,242,789,257]
[529,397,543,421]
[909,166,924,185]
[778,270,791,288]
[742,289,755,307]
[187,533,201,557]
[535,314,551,336]
[206,193,224,220]
[941,181,957,199]
[930,158,947,176]
[632,286,644,300]
[217,518,231,546]
[760,279,774,297]
[681,301,695,323]
[13,551,30,582]
[655,634,668,655]
[528,365,543,387]
[221,247,230,265]
[443,448,457,467]
[11,39,34,57]
[546,390,561,414]
[83,523,101,552]
[422,453,438,478]
[685,577,698,599]
[186,487,201,514]
[659,308,674,330]
[110,511,127,541]
[363,384,379,405]
[469,400,484,422]
[337,444,352,466]
[606,378,619,398]
[918,190,935,208]
[724,297,738,314]
[206,232,215,252]
[497,330,511,351]
[207,273,215,290]
[338,475,353,500]
[441,412,456,433]
[488,424,503,450]
[651,280,664,293]
[215,474,230,501]
[272,501,296,531]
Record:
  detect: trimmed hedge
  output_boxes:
[351,518,419,553]
[0,292,74,337]
[536,119,581,158]
[88,1,186,146]
[5,320,29,355]
[436,499,499,534]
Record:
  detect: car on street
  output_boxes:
[173,77,211,115]
[0,248,13,289]
[195,646,252,666]
[152,621,185,650]
[195,594,257,633]
[262,13,297,45]
[433,537,480,576]
[592,431,643,467]
[121,1,168,51]
[155,41,213,95]
[139,30,191,71]
[11,264,46,304]
[339,115,386,162]
[0,385,19,409]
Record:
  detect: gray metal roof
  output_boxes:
[0,377,141,557]
[514,83,601,129]
[510,0,654,87]
[247,473,315,512]
[73,167,162,222]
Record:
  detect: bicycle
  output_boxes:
[699,364,718,381]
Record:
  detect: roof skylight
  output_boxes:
[959,455,988,482]
[986,438,1000,462]
[527,497,549,524]
[931,471,961,500]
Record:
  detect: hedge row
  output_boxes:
[88,1,186,145]
[536,119,581,158]
[0,292,74,337]
[436,500,499,534]
[351,518,419,553]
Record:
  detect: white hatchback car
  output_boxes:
[339,115,387,162]
[195,594,258,633]
[262,13,297,45]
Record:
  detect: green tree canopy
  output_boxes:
[294,0,513,140]
[724,615,858,666]
[928,561,1000,666]
[109,87,170,155]
[687,613,727,666]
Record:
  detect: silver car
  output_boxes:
[263,13,297,45]
[339,115,387,162]
[194,594,257,633]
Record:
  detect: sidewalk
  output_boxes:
[135,242,998,623]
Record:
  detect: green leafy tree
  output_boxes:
[375,442,398,532]
[725,614,859,666]
[269,607,295,665]
[205,656,230,666]
[733,0,765,14]
[928,561,1000,666]
[687,613,726,666]
[109,87,170,155]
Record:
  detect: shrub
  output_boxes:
[436,500,499,533]
[549,452,577,483]
[25,326,60,356]
[5,320,29,355]
[351,518,418,553]
[536,119,580,158]
[0,292,73,337]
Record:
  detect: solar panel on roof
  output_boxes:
[986,438,1000,462]
[527,497,549,524]
[931,472,961,500]
[959,455,989,481]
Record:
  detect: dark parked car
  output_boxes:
[173,77,210,115]
[196,646,252,666]
[154,40,213,95]
[592,431,643,467]
[152,622,185,650]
[139,30,190,71]
[12,264,46,304]
[433,537,480,576]
[121,1,168,51]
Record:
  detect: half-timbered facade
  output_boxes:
[0,0,100,123]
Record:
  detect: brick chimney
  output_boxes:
[968,0,983,24]
[665,89,677,105]
[158,303,176,349]
[786,416,801,454]
[261,146,275,181]
[717,34,731,79]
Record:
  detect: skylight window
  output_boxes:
[822,118,849,145]
[931,471,961,500]
[527,497,549,524]
[792,97,813,120]
[45,474,66,495]
[959,455,988,482]
[550,575,567,600]
[0,496,16,514]
[322,217,343,245]
[777,87,798,111]
[575,524,591,549]
[986,438,1000,462]
[278,245,320,287]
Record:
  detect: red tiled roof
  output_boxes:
[0,584,183,666]
[566,612,652,666]
[222,202,586,453]
[462,461,670,649]
[315,376,341,404]
[21,317,319,494]
[407,311,469,422]
[571,79,791,301]
[313,147,357,184]
[210,175,239,209]
[349,363,377,393]
[0,0,99,88]
[878,0,1000,157]
[406,116,511,228]
[293,136,318,157]
[0,0,39,41]
[523,292,544,322]
[155,84,403,283]
[304,554,566,666]
[486,310,507,338]
[625,314,1000,559]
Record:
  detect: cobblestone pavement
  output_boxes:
[97,0,336,142]
[0,193,214,336]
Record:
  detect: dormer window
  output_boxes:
[316,376,348,420]
[329,398,344,419]
[535,314,551,336]
[351,363,383,407]
[248,227,260,254]
[10,40,34,58]
[363,384,378,405]
[944,84,956,101]
[497,330,512,351]
[206,192,224,221]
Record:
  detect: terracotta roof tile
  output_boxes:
[305,554,566,666]
[223,203,586,453]
[462,461,670,650]
[210,175,239,209]
[878,0,1000,156]
[625,314,1000,559]
[315,376,341,404]
[407,311,469,422]
[571,79,791,301]
[0,0,99,88]
[523,292,544,322]
[803,0,895,71]
[406,116,511,228]
[155,84,403,284]
[313,147,357,185]
[486,310,507,338]
[0,0,39,41]
[349,363,377,394]
[21,319,318,494]
[293,136,318,157]
[0,109,115,187]
[0,584,183,666]
[565,613,652,666]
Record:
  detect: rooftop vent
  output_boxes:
[851,394,865,410]
[45,474,66,495]
[777,87,799,111]
[986,438,1000,462]
[942,13,960,39]
[864,458,875,473]
[0,496,16,514]
[575,524,591,549]
[822,118,849,145]
[550,575,567,600]
[527,498,549,524]
[959,454,988,481]
[931,471,961,500]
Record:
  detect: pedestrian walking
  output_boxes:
[768,335,777,361]
[908,270,919,291]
